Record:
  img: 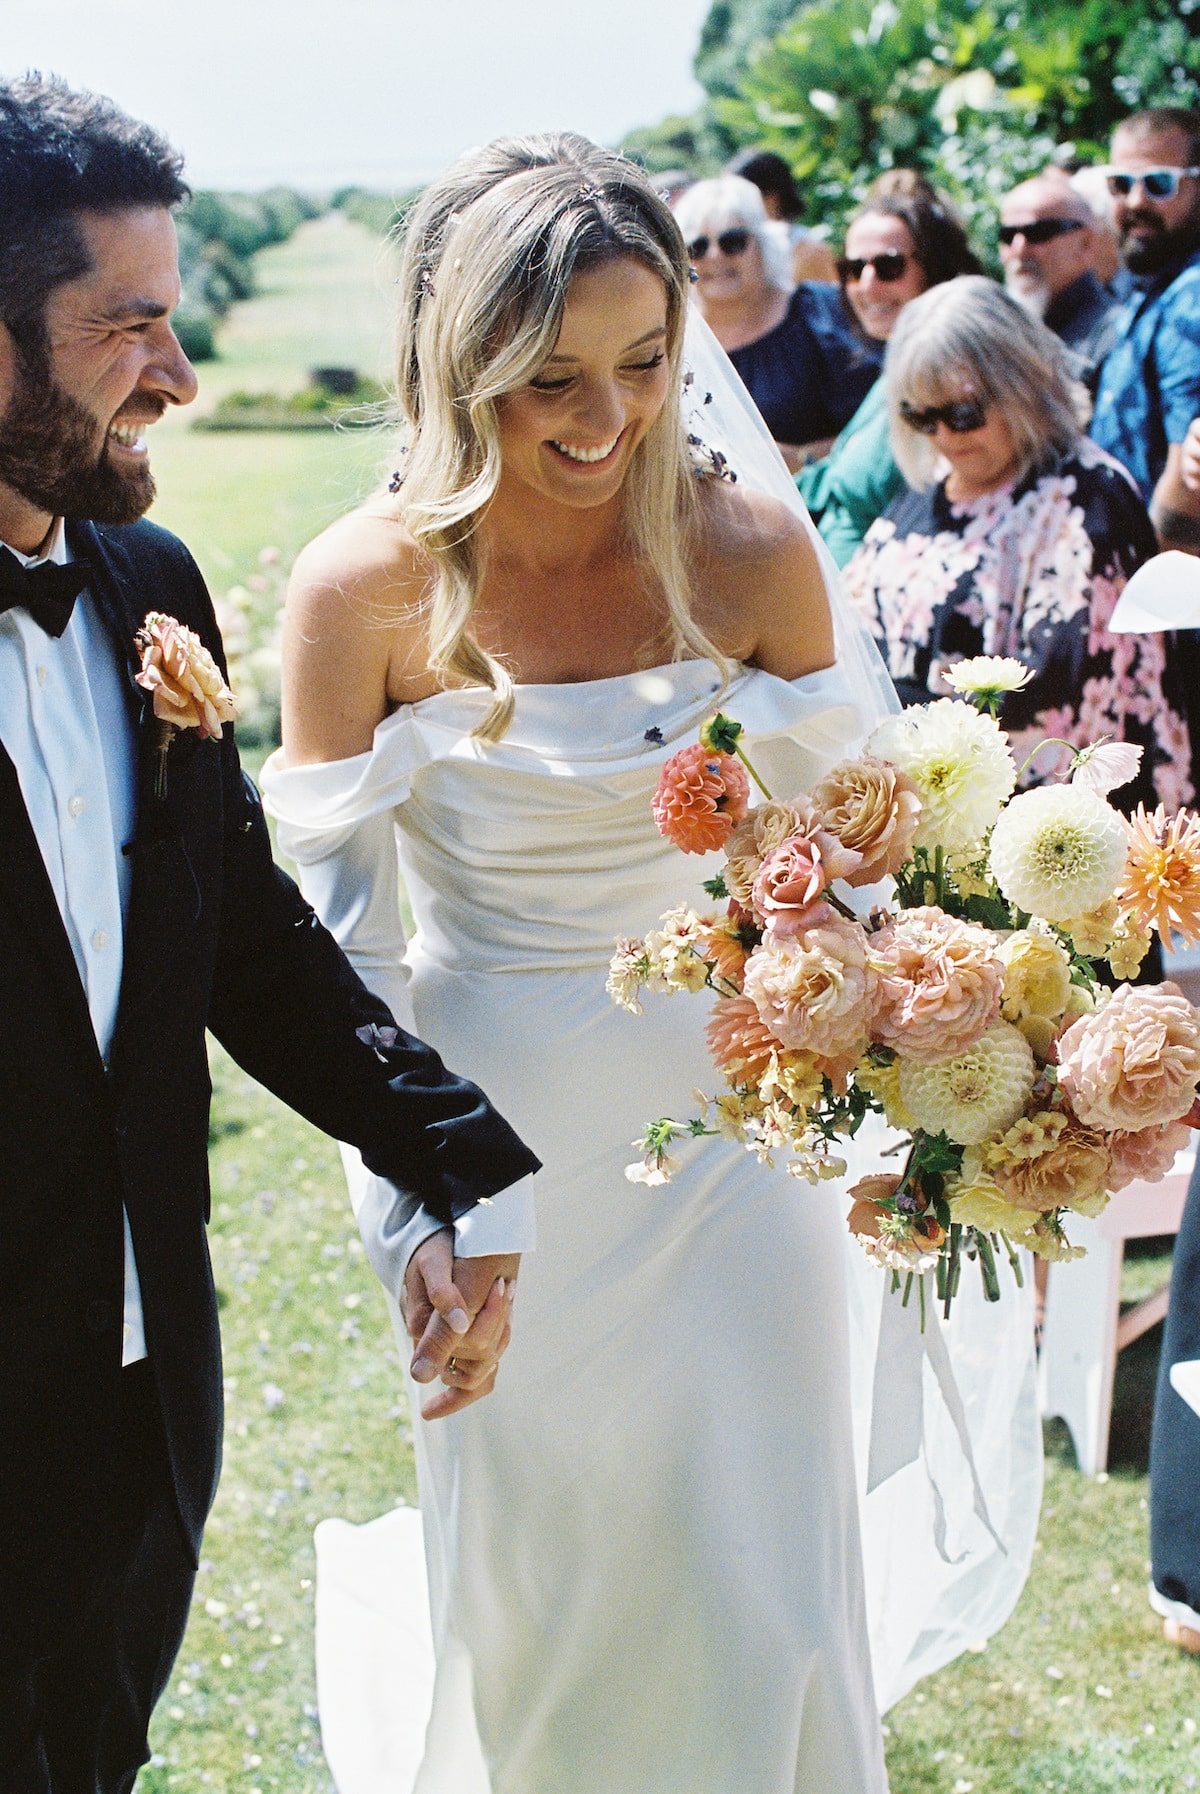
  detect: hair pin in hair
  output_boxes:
[578,182,602,202]
[387,447,409,494]
[419,266,436,300]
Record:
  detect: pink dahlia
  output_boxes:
[742,917,877,1065]
[870,907,1003,1065]
[1105,1118,1194,1192]
[652,743,750,855]
[706,995,780,1085]
[1056,981,1200,1132]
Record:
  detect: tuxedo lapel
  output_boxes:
[0,740,106,1083]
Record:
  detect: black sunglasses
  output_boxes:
[997,217,1086,247]
[837,251,910,283]
[1105,166,1200,199]
[687,229,752,260]
[899,397,989,436]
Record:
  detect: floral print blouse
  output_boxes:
[842,440,1193,815]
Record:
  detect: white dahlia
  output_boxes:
[897,1021,1036,1146]
[866,699,1016,853]
[988,784,1129,924]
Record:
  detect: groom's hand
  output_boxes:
[402,1231,519,1419]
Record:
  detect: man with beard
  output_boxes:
[998,172,1120,391]
[1090,108,1200,550]
[0,75,540,1793]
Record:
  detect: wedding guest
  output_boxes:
[1089,108,1200,551]
[0,74,538,1793]
[673,173,880,469]
[726,146,838,283]
[798,188,982,564]
[999,171,1121,389]
[843,275,1191,817]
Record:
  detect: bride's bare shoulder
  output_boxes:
[692,477,833,677]
[281,501,434,762]
[287,501,430,630]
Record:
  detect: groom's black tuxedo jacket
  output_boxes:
[0,516,539,1675]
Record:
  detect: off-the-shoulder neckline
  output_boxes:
[402,657,736,710]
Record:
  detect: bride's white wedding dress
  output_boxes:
[263,654,1040,1794]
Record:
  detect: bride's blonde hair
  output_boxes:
[392,131,728,739]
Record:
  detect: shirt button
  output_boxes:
[67,795,84,818]
[36,665,47,687]
[91,929,109,952]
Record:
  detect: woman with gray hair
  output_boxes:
[844,275,1190,814]
[674,173,880,469]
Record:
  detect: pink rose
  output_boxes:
[135,611,236,739]
[751,830,860,937]
[1057,982,1200,1132]
[870,907,1003,1065]
[810,756,922,886]
[1105,1118,1194,1193]
[743,917,877,1068]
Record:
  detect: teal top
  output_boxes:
[795,376,904,568]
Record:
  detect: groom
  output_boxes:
[0,74,540,1793]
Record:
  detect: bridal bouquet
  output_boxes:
[608,657,1200,1314]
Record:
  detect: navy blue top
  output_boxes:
[728,283,881,447]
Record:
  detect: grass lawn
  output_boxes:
[140,204,1200,1793]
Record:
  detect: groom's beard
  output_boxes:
[0,349,158,525]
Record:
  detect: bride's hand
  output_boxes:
[403,1233,519,1418]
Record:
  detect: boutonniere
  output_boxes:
[134,611,237,799]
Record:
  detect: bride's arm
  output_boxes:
[275,519,533,1416]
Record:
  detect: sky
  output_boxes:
[4,0,713,191]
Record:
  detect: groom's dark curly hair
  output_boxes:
[0,73,188,361]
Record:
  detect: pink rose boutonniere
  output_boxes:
[134,611,236,797]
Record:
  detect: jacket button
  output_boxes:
[85,1299,114,1334]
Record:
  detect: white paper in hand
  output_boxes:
[1107,551,1200,633]
[1170,1359,1200,1419]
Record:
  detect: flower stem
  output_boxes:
[733,742,773,802]
[998,1231,1025,1288]
[919,1273,927,1333]
[902,1271,914,1308]
[976,1228,1001,1302]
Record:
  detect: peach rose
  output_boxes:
[988,1116,1111,1213]
[810,756,922,886]
[870,906,1003,1064]
[651,742,750,854]
[1056,981,1200,1132]
[1104,1118,1193,1192]
[135,611,236,739]
[743,917,877,1065]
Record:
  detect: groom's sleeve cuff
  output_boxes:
[454,1173,538,1258]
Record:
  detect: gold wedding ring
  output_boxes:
[447,1355,459,1374]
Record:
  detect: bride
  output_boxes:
[262,133,1037,1793]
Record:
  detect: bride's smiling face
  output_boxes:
[495,256,671,511]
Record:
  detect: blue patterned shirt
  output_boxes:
[1091,247,1200,501]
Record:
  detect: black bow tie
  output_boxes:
[0,543,93,638]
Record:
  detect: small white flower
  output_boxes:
[624,1154,680,1186]
[898,1021,1036,1146]
[1070,738,1143,797]
[867,699,1016,852]
[942,655,1033,699]
[989,784,1129,922]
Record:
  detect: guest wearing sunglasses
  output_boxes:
[672,175,880,471]
[998,173,1121,390]
[1088,109,1200,558]
[843,277,1189,818]
[798,188,981,563]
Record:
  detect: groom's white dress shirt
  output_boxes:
[0,522,148,1362]
[0,525,529,1361]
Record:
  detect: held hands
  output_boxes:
[401,1231,519,1420]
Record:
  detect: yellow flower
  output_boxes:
[998,927,1073,1022]
[855,1053,916,1131]
[1064,900,1119,957]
